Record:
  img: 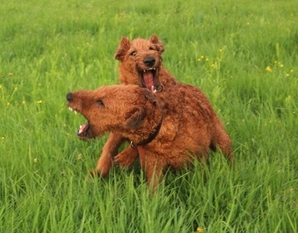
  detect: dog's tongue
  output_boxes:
[77,123,88,136]
[143,71,154,92]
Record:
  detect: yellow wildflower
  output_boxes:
[37,100,43,104]
[197,227,204,233]
[266,66,272,72]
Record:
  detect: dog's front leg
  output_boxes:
[91,132,125,177]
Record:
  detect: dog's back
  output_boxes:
[140,84,230,167]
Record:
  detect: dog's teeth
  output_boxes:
[144,68,155,72]
[69,107,78,114]
[151,86,157,93]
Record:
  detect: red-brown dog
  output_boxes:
[67,84,233,190]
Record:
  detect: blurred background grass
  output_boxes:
[1,0,297,232]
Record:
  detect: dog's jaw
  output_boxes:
[77,123,90,138]
[68,106,97,140]
[138,67,163,93]
[142,68,155,92]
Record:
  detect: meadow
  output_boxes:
[1,0,298,232]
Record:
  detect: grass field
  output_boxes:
[1,0,298,232]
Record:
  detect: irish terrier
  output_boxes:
[66,84,233,190]
[94,35,180,177]
[94,35,233,178]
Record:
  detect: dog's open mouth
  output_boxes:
[68,107,91,139]
[139,68,162,93]
[77,123,90,137]
[142,68,156,92]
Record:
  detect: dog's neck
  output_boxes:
[130,119,162,148]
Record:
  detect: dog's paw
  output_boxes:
[89,169,100,178]
[114,154,134,168]
[114,149,138,169]
[89,169,109,178]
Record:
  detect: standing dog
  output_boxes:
[93,35,232,178]
[67,84,233,190]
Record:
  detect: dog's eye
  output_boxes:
[130,51,137,56]
[96,99,104,107]
[149,46,155,51]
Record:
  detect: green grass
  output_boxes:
[1,0,298,232]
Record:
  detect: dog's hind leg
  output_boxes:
[212,123,233,162]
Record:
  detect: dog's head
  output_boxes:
[66,85,161,141]
[115,35,164,93]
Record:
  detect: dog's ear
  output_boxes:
[115,37,131,61]
[123,107,146,129]
[150,35,165,53]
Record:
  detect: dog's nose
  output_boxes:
[66,92,73,102]
[143,56,155,67]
